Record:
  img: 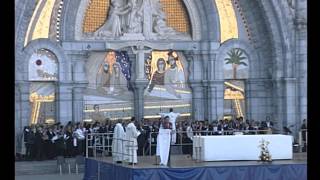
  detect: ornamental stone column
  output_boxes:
[69,51,88,122]
[131,46,151,122]
[185,51,205,121]
[133,80,148,122]
[189,80,205,121]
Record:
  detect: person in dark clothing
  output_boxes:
[107,123,115,156]
[300,119,307,151]
[142,124,151,155]
[217,121,223,135]
[55,131,65,157]
[26,128,36,160]
[207,124,213,135]
[137,123,146,156]
[65,126,74,157]
[151,123,159,155]
[259,121,268,134]
[42,129,50,160]
[283,126,292,135]
[46,127,56,159]
[34,127,45,160]
[248,123,255,135]
[23,126,31,160]
[300,119,307,141]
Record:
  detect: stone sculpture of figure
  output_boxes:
[287,0,295,9]
[148,0,166,19]
[95,0,131,37]
[93,0,186,39]
[127,0,143,33]
[287,0,296,17]
[149,0,179,37]
[153,17,177,36]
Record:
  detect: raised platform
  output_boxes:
[15,158,85,175]
[83,154,307,180]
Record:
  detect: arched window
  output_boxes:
[28,49,58,125]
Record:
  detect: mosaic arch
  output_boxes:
[24,0,240,43]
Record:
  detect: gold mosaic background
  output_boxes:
[83,0,110,33]
[82,0,190,34]
[159,0,190,33]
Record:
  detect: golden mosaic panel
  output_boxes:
[215,0,238,43]
[83,0,110,33]
[82,0,190,33]
[159,0,190,33]
[25,0,56,46]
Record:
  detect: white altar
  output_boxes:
[193,135,293,161]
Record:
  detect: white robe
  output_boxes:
[159,112,180,144]
[112,123,126,162]
[156,128,171,166]
[186,126,193,141]
[125,122,140,163]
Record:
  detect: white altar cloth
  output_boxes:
[193,135,293,161]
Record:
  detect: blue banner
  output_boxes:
[83,158,307,180]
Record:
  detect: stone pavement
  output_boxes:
[15,173,84,180]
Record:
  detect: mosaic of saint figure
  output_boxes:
[97,51,131,95]
[147,58,166,92]
[145,51,187,99]
[164,52,185,89]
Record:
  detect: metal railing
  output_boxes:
[85,133,113,158]
[85,133,136,167]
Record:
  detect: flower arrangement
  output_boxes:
[258,139,272,162]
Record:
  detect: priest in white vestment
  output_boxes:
[159,108,180,144]
[156,116,172,166]
[125,117,141,164]
[112,119,126,163]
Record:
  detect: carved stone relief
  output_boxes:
[85,0,190,40]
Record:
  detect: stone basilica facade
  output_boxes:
[15,0,307,152]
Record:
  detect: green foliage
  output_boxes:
[224,48,248,66]
[224,48,248,79]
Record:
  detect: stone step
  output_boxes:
[15,158,85,176]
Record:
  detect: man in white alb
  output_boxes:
[112,119,126,163]
[159,108,180,144]
[125,117,141,165]
[156,116,172,166]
